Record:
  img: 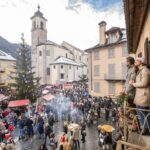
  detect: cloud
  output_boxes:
[0,0,125,50]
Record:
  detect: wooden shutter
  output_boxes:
[144,37,150,65]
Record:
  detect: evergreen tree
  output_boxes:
[10,34,41,103]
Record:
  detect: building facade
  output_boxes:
[0,50,16,87]
[31,6,88,85]
[86,21,128,97]
[124,0,150,63]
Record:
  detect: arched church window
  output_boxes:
[39,51,42,56]
[33,21,36,29]
[40,21,44,30]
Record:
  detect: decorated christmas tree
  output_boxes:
[10,34,41,103]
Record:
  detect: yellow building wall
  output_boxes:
[0,60,16,87]
[88,42,127,97]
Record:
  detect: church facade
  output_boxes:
[31,6,88,85]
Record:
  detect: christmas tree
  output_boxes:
[10,34,41,103]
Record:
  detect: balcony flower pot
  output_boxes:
[118,92,128,107]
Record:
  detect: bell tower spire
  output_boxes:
[38,4,40,11]
[31,5,47,49]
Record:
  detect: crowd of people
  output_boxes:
[0,56,149,150]
[0,82,123,150]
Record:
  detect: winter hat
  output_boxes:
[136,57,145,63]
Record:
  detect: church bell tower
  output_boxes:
[31,5,47,49]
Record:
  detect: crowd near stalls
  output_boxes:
[0,82,136,150]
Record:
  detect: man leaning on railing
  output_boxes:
[124,56,136,107]
[129,57,150,136]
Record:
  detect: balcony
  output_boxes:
[104,73,126,81]
[0,67,5,73]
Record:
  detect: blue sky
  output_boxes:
[84,0,121,10]
[67,0,122,11]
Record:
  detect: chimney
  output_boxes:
[98,21,106,45]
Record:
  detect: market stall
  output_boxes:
[8,99,30,107]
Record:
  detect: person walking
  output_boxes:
[130,57,150,135]
[72,128,80,150]
[44,123,52,145]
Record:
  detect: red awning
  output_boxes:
[8,99,30,107]
[42,94,55,101]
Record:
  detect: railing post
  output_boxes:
[123,101,127,150]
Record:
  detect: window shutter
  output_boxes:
[108,64,115,78]
[144,37,150,65]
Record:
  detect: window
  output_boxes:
[109,34,117,43]
[53,65,55,69]
[46,50,50,56]
[7,75,11,80]
[60,73,64,79]
[94,65,100,76]
[94,50,99,60]
[7,63,11,68]
[33,21,36,29]
[122,47,128,56]
[69,65,71,69]
[66,53,68,58]
[47,68,50,75]
[109,82,115,94]
[108,64,115,79]
[79,56,81,61]
[40,21,44,30]
[108,49,115,58]
[144,38,150,65]
[94,82,100,93]
[39,51,42,56]
[61,65,63,69]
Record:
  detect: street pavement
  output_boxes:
[13,113,116,150]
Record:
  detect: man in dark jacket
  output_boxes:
[44,123,53,144]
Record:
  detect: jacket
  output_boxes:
[125,65,136,99]
[133,66,150,106]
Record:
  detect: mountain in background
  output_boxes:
[0,36,31,58]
